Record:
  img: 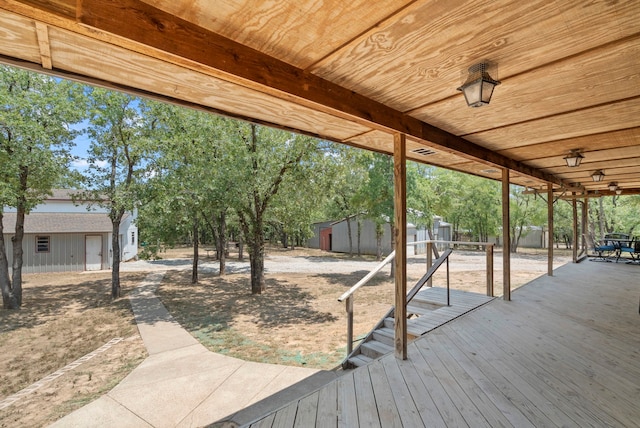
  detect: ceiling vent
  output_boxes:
[411,147,437,156]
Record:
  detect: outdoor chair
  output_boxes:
[592,240,617,262]
[620,237,640,264]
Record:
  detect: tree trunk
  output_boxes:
[111,219,122,299]
[357,218,362,256]
[10,187,28,308]
[346,217,353,257]
[375,223,383,261]
[249,225,266,294]
[217,209,227,276]
[192,215,199,284]
[0,211,18,309]
[238,235,244,261]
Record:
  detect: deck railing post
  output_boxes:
[446,256,450,306]
[426,242,433,287]
[486,244,494,297]
[346,295,353,355]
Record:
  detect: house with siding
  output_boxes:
[2,189,137,273]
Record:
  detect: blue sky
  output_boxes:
[69,120,94,171]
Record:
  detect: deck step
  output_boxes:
[411,296,446,309]
[360,340,393,359]
[348,354,373,367]
[383,317,395,329]
[372,327,395,346]
[407,304,436,317]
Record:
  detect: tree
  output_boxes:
[81,88,152,299]
[230,123,319,294]
[322,145,366,256]
[354,152,394,261]
[406,162,436,231]
[0,66,85,309]
[509,186,546,252]
[141,103,232,282]
[588,194,640,244]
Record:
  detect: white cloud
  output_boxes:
[71,158,108,169]
[71,158,90,168]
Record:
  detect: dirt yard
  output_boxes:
[0,245,571,427]
[156,246,572,371]
[0,271,148,428]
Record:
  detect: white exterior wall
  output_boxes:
[118,208,138,261]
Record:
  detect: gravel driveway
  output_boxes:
[120,251,570,275]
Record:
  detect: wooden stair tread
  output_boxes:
[361,340,393,356]
[348,354,373,367]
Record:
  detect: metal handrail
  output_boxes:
[406,249,452,305]
[340,249,453,365]
[338,251,396,303]
[338,239,495,359]
[336,239,490,303]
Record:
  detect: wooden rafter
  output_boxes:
[34,21,51,69]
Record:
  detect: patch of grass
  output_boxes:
[191,325,344,369]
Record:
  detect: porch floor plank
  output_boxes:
[244,261,640,428]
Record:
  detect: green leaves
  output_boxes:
[0,65,86,211]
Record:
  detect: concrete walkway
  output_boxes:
[51,273,338,428]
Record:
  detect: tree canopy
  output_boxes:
[3,65,640,304]
[0,66,85,308]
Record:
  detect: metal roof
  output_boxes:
[2,212,112,234]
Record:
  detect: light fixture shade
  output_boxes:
[616,188,622,195]
[457,63,501,107]
[591,170,605,182]
[564,149,584,167]
[608,182,618,191]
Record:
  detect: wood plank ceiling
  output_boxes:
[0,0,638,196]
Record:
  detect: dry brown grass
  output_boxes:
[0,271,148,428]
[156,246,571,371]
[157,269,394,370]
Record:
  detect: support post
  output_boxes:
[582,197,588,255]
[502,169,511,301]
[426,242,433,287]
[486,244,494,296]
[572,194,578,263]
[345,295,353,356]
[393,133,407,360]
[547,183,554,276]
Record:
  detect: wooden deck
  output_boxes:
[243,261,640,427]
[407,287,495,337]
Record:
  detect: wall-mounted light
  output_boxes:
[616,188,623,195]
[608,182,618,191]
[591,170,605,182]
[457,62,501,107]
[563,149,584,167]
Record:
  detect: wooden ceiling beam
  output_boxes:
[61,0,562,186]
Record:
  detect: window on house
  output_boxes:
[36,236,50,253]
[131,231,135,245]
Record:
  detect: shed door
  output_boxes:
[85,235,102,271]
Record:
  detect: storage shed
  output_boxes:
[2,190,138,273]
